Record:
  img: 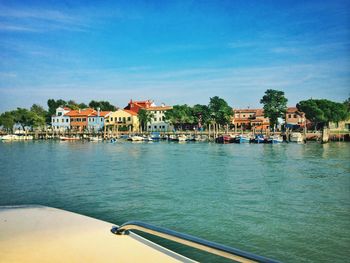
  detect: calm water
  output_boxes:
[0,141,349,262]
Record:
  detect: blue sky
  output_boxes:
[0,0,349,111]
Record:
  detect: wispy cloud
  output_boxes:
[2,59,348,111]
[0,5,89,32]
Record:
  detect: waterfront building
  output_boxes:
[105,109,140,134]
[124,99,155,113]
[232,108,270,131]
[87,109,111,132]
[145,104,173,132]
[329,117,350,131]
[66,108,95,132]
[285,107,307,129]
[51,107,71,131]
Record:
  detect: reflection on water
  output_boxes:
[0,141,349,263]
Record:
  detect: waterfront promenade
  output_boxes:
[1,129,349,142]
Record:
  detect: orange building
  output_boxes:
[124,99,154,113]
[66,108,95,131]
[232,109,270,131]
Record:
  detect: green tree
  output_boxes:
[138,109,154,132]
[260,89,288,130]
[88,100,116,111]
[47,99,67,116]
[297,99,349,129]
[192,104,211,129]
[208,96,232,126]
[164,104,194,130]
[66,100,80,110]
[78,103,88,109]
[0,111,15,132]
[30,104,47,117]
[13,108,33,130]
[344,97,350,111]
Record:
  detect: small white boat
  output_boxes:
[0,134,19,140]
[194,135,207,142]
[143,136,153,142]
[177,135,187,141]
[60,136,80,141]
[0,134,33,140]
[89,137,103,142]
[129,135,144,141]
[290,132,304,143]
[268,135,283,144]
[0,205,279,263]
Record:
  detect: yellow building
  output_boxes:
[104,109,140,136]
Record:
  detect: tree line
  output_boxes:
[0,91,349,132]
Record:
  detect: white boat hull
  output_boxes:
[0,206,194,263]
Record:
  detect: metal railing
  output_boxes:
[111,221,280,263]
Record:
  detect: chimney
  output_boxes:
[79,109,81,113]
[97,107,100,117]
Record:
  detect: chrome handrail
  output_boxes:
[111,221,280,263]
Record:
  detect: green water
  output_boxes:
[0,141,349,262]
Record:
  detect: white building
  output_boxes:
[146,104,173,132]
[51,107,71,131]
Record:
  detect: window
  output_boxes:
[154,126,157,129]
[123,117,126,122]
[148,126,151,129]
[58,112,62,116]
[119,117,122,121]
[82,118,86,122]
[66,119,68,122]
[61,119,64,123]
[162,126,165,129]
[162,116,165,121]
[154,118,157,122]
[294,114,297,118]
[243,115,246,117]
[288,114,292,118]
[127,117,131,121]
[101,118,103,121]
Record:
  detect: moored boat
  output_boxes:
[89,136,103,142]
[60,136,80,141]
[151,132,161,141]
[290,132,304,143]
[254,134,267,144]
[234,134,250,143]
[215,134,234,144]
[143,135,153,142]
[129,135,144,141]
[177,134,187,142]
[0,134,33,140]
[0,205,280,263]
[268,135,283,144]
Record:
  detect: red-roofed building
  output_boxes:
[124,99,155,114]
[66,108,95,131]
[232,108,270,131]
[285,107,307,129]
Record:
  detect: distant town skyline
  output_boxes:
[0,0,349,112]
